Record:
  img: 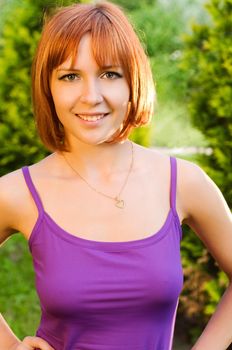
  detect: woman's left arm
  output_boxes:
[178,160,232,350]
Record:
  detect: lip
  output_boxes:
[76,112,109,116]
[75,112,109,124]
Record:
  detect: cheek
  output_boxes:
[120,83,130,106]
[52,87,77,110]
[106,84,130,109]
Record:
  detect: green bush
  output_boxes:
[182,0,232,205]
[111,0,156,12]
[128,1,188,146]
[0,0,48,175]
[180,0,232,342]
[0,234,40,338]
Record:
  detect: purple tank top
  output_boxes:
[22,156,183,350]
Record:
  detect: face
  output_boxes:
[50,33,130,149]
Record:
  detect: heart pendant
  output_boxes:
[115,198,124,209]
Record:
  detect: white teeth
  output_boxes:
[77,114,106,122]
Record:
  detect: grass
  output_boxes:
[0,234,40,338]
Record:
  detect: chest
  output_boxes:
[37,167,170,243]
[32,223,183,318]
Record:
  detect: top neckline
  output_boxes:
[28,208,177,251]
[22,156,181,251]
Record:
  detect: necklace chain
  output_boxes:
[62,141,134,209]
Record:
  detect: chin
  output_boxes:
[81,131,121,146]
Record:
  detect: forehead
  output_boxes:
[60,34,121,70]
[53,30,124,73]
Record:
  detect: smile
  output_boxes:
[76,113,108,122]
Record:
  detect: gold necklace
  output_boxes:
[62,141,134,209]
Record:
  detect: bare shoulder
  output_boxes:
[176,157,209,194]
[136,148,230,228]
[0,168,29,242]
[134,143,207,183]
[0,168,28,208]
[133,143,170,169]
[0,155,54,243]
[176,157,219,197]
[176,157,231,225]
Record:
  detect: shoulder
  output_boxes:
[176,157,208,189]
[133,142,207,185]
[137,147,225,223]
[2,154,60,202]
[0,168,27,206]
[176,157,217,199]
[133,143,170,170]
[0,168,29,241]
[175,157,230,224]
[0,155,54,239]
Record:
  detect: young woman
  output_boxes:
[0,2,231,350]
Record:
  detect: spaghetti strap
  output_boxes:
[22,166,44,215]
[169,157,178,215]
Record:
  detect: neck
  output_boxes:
[59,139,133,180]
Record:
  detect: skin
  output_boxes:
[0,34,232,350]
[51,33,131,150]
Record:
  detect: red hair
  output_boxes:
[32,1,155,151]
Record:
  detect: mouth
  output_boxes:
[76,113,109,123]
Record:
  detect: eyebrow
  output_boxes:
[56,65,122,72]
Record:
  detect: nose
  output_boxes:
[79,79,104,105]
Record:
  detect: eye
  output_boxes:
[58,73,79,81]
[101,71,123,79]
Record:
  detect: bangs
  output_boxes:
[48,8,131,82]
[91,14,127,70]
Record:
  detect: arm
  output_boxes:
[0,314,21,350]
[191,284,232,350]
[0,313,54,350]
[178,160,232,350]
[0,314,50,350]
[0,173,54,350]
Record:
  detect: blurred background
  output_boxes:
[0,0,231,349]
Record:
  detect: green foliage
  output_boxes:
[180,0,232,341]
[130,3,184,58]
[127,1,207,148]
[130,1,186,103]
[203,271,229,315]
[113,0,191,148]
[130,125,152,147]
[111,0,156,12]
[182,0,232,206]
[0,234,40,338]
[0,0,49,175]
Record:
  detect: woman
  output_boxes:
[0,2,231,350]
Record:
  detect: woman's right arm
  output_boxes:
[0,172,54,350]
[0,313,54,350]
[0,314,52,350]
[0,313,21,350]
[0,314,54,350]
